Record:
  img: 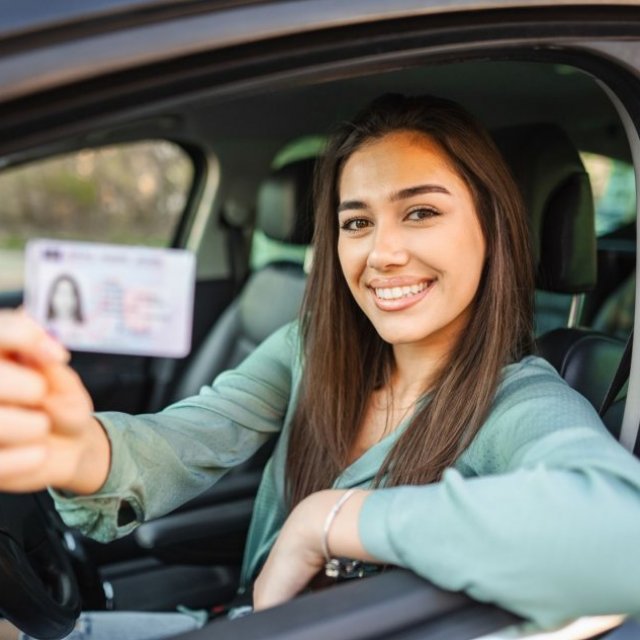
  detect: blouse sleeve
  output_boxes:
[51,322,299,542]
[358,358,640,628]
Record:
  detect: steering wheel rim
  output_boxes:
[0,491,81,639]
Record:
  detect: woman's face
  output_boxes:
[51,279,78,320]
[337,130,486,351]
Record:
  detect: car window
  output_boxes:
[580,152,636,236]
[0,140,194,292]
[535,153,636,337]
[579,153,637,339]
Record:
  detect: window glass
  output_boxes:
[0,141,193,291]
[580,153,636,340]
[580,152,636,236]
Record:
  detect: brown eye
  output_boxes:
[407,207,439,221]
[340,217,372,231]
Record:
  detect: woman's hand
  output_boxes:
[0,309,111,494]
[253,489,375,611]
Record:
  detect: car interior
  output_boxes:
[0,14,639,639]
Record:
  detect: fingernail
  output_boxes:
[39,338,70,363]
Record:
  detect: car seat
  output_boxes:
[125,159,318,573]
[495,124,628,436]
[170,157,316,403]
[493,123,597,328]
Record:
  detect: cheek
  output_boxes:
[461,232,486,298]
[469,229,487,280]
[443,221,486,297]
[458,212,486,265]
[337,239,363,285]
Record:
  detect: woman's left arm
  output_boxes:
[255,436,640,625]
[254,366,640,626]
[253,489,374,610]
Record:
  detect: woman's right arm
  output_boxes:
[0,309,111,495]
[0,309,297,542]
[73,321,295,540]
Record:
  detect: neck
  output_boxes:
[389,330,460,402]
[388,344,442,403]
[388,308,469,401]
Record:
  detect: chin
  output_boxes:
[370,323,435,346]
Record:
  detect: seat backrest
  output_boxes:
[494,123,597,297]
[171,158,315,401]
[496,124,627,431]
[536,327,625,419]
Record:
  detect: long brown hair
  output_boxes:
[286,94,534,507]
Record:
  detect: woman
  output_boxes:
[0,94,639,640]
[45,273,85,345]
[46,274,85,326]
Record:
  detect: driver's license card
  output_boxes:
[24,239,196,358]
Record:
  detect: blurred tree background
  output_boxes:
[0,141,193,290]
[0,141,192,249]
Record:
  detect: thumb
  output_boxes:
[41,362,94,435]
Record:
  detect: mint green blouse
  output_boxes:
[52,322,640,628]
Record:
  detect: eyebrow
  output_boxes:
[337,183,452,213]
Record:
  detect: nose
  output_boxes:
[366,223,410,271]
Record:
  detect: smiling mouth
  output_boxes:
[373,280,433,301]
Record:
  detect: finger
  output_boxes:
[0,445,47,481]
[0,309,69,364]
[42,361,89,399]
[41,363,93,435]
[0,407,50,444]
[43,363,93,413]
[0,359,48,406]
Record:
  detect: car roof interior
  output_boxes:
[8,58,630,201]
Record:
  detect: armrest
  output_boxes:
[173,471,263,513]
[130,467,263,566]
[134,498,254,565]
[136,499,254,549]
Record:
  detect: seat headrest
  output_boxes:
[255,157,316,245]
[494,124,597,294]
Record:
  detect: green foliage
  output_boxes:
[42,173,98,207]
[0,140,193,247]
[0,141,193,290]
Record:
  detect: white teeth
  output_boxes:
[374,281,430,300]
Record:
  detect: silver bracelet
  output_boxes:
[322,488,363,579]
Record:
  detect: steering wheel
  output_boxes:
[0,491,81,639]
